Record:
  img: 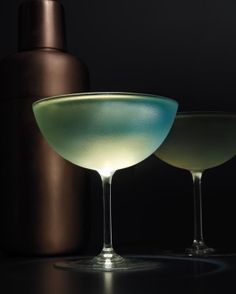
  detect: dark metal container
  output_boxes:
[0,0,90,255]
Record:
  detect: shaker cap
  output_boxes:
[18,0,66,51]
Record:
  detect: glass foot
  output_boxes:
[185,240,215,256]
[53,254,223,276]
[54,250,160,272]
[54,257,160,272]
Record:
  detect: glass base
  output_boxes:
[185,240,215,256]
[53,254,223,276]
[158,247,236,258]
[54,255,160,272]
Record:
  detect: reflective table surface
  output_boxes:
[0,253,235,294]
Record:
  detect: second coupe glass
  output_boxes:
[155,112,236,255]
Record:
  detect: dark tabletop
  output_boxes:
[0,253,235,294]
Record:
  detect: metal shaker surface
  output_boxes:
[0,0,90,255]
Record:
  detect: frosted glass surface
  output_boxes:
[34,93,178,173]
[156,113,236,171]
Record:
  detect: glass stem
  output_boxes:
[191,171,204,245]
[100,173,114,252]
[94,171,123,266]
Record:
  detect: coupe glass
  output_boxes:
[33,92,178,271]
[155,112,236,256]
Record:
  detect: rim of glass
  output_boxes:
[177,111,236,118]
[33,91,178,107]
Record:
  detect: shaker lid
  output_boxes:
[18,0,67,51]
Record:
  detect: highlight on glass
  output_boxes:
[155,111,236,256]
[33,92,178,271]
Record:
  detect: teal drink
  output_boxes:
[33,92,178,271]
[156,113,236,171]
[33,93,177,174]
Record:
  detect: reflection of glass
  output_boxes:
[155,112,236,255]
[1,256,224,293]
[33,92,178,271]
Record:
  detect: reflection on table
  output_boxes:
[0,254,235,294]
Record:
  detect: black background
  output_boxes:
[1,0,236,254]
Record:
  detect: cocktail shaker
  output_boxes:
[0,0,90,255]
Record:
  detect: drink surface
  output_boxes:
[33,93,177,173]
[155,113,236,171]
